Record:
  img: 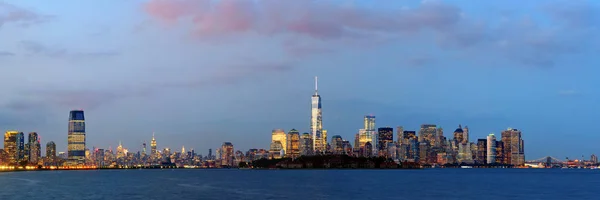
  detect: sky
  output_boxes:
[0,0,599,160]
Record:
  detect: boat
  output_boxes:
[460,166,473,169]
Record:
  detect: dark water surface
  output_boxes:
[0,169,598,200]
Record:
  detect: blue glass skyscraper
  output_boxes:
[68,110,86,165]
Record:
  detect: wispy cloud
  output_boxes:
[0,51,15,56]
[19,40,119,58]
[0,2,54,27]
[142,0,600,68]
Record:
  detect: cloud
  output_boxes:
[0,2,53,27]
[143,0,600,68]
[143,0,462,39]
[0,51,14,56]
[19,40,119,58]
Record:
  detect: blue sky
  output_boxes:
[0,0,599,160]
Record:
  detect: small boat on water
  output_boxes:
[460,166,473,169]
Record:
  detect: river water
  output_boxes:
[0,169,598,200]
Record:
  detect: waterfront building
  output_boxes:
[364,115,376,154]
[396,126,405,145]
[495,141,504,164]
[220,142,234,167]
[271,129,287,156]
[363,142,373,157]
[151,133,157,160]
[269,141,283,159]
[342,140,352,155]
[377,127,393,157]
[330,135,344,154]
[419,124,437,147]
[46,141,56,159]
[67,110,86,165]
[418,142,429,164]
[487,134,497,164]
[28,132,40,164]
[453,125,464,147]
[4,131,19,165]
[286,129,300,158]
[16,132,25,163]
[300,133,313,156]
[310,77,325,153]
[476,139,487,164]
[501,128,525,166]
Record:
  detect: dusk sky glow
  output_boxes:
[1,0,599,159]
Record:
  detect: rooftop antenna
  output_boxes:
[315,76,318,95]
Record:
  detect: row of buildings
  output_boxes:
[263,122,526,166]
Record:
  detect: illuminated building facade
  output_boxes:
[419,124,437,147]
[300,133,313,156]
[67,110,86,165]
[4,131,19,165]
[28,132,40,164]
[377,127,393,157]
[476,139,487,164]
[487,133,497,164]
[286,129,300,158]
[151,133,157,160]
[16,132,25,163]
[45,141,56,166]
[501,128,525,166]
[220,142,234,167]
[271,129,287,156]
[310,77,324,153]
[331,135,343,154]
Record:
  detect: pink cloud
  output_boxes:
[143,0,462,39]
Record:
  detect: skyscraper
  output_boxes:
[377,127,393,157]
[476,139,487,164]
[46,141,56,160]
[501,128,524,166]
[310,76,324,153]
[46,141,56,166]
[270,129,287,159]
[286,129,300,159]
[220,142,234,167]
[151,133,157,160]
[487,133,497,164]
[419,124,437,147]
[4,131,19,165]
[300,132,313,156]
[271,129,287,155]
[331,135,344,154]
[67,110,86,165]
[16,132,25,163]
[359,115,376,155]
[28,132,41,164]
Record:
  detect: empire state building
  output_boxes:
[310,77,324,152]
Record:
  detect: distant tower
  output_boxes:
[150,133,157,158]
[68,110,86,165]
[4,131,19,165]
[46,141,56,163]
[28,132,41,164]
[16,132,25,163]
[142,141,147,157]
[487,133,497,164]
[310,76,324,153]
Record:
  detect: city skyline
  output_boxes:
[0,0,599,159]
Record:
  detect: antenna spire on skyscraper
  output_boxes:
[315,76,318,95]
